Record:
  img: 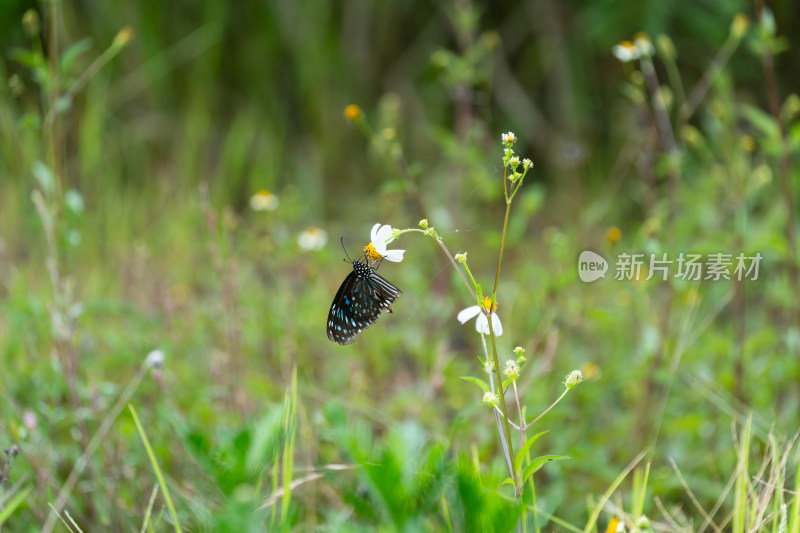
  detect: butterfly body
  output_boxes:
[327,259,401,345]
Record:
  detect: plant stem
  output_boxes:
[493,200,512,295]
[487,319,517,494]
[482,335,515,477]
[513,382,523,452]
[680,32,741,121]
[489,163,519,494]
[526,389,569,429]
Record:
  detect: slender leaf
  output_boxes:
[0,486,32,524]
[513,430,550,476]
[460,376,490,393]
[521,455,571,485]
[60,37,93,74]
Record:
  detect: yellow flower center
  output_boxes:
[363,242,383,262]
[482,296,497,313]
[250,190,278,211]
[343,104,362,121]
[607,226,622,244]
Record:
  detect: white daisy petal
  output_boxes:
[491,314,503,336]
[376,224,394,245]
[457,306,481,324]
[383,249,405,262]
[458,304,503,337]
[475,314,490,334]
[367,222,404,263]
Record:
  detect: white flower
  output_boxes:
[502,131,516,143]
[364,223,405,263]
[457,297,503,336]
[297,227,327,251]
[145,349,165,368]
[612,41,639,62]
[633,33,654,58]
[250,190,279,211]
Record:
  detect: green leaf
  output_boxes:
[65,189,85,214]
[32,160,55,193]
[379,179,406,195]
[0,486,33,524]
[460,376,490,393]
[740,104,781,142]
[521,455,571,484]
[60,37,94,74]
[9,48,46,70]
[500,477,515,487]
[513,431,549,476]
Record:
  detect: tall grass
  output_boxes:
[1,0,799,530]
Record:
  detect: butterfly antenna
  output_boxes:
[340,236,353,263]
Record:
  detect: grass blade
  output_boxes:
[128,403,183,533]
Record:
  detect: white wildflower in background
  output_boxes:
[298,227,328,252]
[633,32,654,57]
[145,349,165,369]
[458,296,503,336]
[613,33,654,63]
[250,190,279,211]
[364,223,405,263]
[502,131,516,143]
[612,40,639,62]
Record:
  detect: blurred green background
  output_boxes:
[2,0,800,530]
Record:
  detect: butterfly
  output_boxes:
[327,257,401,345]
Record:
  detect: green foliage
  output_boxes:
[2,0,800,530]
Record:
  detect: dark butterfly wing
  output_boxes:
[327,270,360,345]
[327,265,401,345]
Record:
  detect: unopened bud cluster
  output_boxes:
[504,360,520,382]
[482,392,500,408]
[501,132,533,182]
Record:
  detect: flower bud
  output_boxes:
[481,392,500,408]
[146,349,165,369]
[564,370,583,389]
[343,104,362,122]
[731,14,749,39]
[504,360,520,381]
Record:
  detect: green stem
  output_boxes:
[436,237,478,303]
[680,32,741,121]
[488,318,517,494]
[489,162,518,494]
[493,200,511,295]
[525,389,569,429]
